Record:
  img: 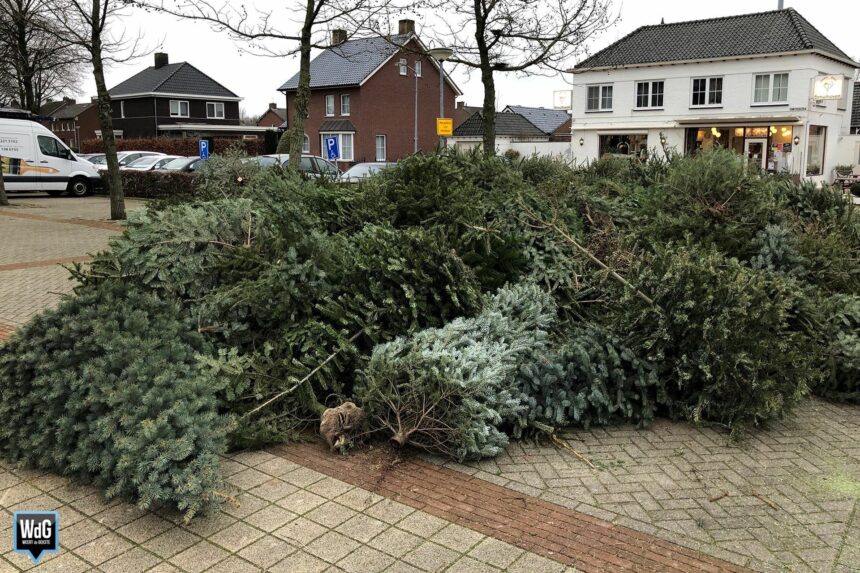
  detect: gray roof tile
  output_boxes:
[453,112,547,138]
[109,62,239,98]
[503,105,571,134]
[54,102,95,119]
[279,34,411,91]
[575,8,854,70]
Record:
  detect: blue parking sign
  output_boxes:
[324,136,339,161]
[199,139,209,160]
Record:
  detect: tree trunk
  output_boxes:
[13,1,36,113]
[90,14,124,220]
[479,67,496,156]
[0,158,9,206]
[473,0,495,155]
[286,0,314,170]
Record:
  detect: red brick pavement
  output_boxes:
[273,441,752,573]
[0,255,93,272]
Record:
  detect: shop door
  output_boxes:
[744,138,767,170]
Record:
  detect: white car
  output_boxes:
[0,117,101,196]
[91,151,165,171]
[122,155,181,171]
[340,162,395,183]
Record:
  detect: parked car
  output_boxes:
[340,162,394,183]
[157,156,205,172]
[77,153,105,163]
[122,155,181,171]
[0,117,101,196]
[92,151,165,171]
[250,154,340,178]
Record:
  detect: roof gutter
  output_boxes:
[110,92,242,101]
[569,49,860,74]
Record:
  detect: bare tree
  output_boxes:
[0,0,87,113]
[135,0,394,170]
[425,0,615,155]
[49,0,143,220]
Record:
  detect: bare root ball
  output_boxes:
[320,401,367,452]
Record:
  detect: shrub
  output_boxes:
[0,283,229,520]
[98,170,197,199]
[513,324,658,436]
[356,283,555,460]
[617,245,814,433]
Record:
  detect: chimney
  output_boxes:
[331,29,347,45]
[269,102,277,110]
[154,52,169,69]
[63,96,75,104]
[398,19,415,35]
[778,0,784,8]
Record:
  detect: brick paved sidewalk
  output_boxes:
[429,402,860,573]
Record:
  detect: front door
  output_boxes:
[744,138,767,170]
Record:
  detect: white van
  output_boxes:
[1,118,102,196]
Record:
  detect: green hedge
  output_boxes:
[98,170,198,199]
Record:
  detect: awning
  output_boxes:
[675,115,801,125]
[319,119,356,132]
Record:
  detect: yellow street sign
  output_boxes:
[436,118,453,137]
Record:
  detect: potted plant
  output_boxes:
[835,164,854,177]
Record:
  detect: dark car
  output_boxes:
[157,156,205,173]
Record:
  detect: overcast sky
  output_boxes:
[90,0,859,117]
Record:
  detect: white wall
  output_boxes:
[507,141,572,161]
[835,134,860,166]
[568,52,857,181]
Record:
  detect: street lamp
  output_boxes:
[428,47,454,147]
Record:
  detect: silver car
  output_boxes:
[340,162,395,183]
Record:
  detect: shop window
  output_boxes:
[598,134,647,158]
[806,126,826,176]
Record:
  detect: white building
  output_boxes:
[569,8,857,183]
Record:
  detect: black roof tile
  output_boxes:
[575,9,854,70]
[109,62,239,99]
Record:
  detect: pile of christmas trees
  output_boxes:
[1,148,857,518]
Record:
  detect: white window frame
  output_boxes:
[325,95,335,117]
[634,80,665,110]
[206,101,225,119]
[120,100,125,119]
[415,60,422,77]
[690,77,723,108]
[302,133,310,153]
[340,94,351,116]
[169,99,189,118]
[375,135,386,161]
[586,84,613,112]
[752,72,789,105]
[319,132,354,161]
[399,58,407,76]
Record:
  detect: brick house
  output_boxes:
[107,52,268,140]
[277,20,461,166]
[48,101,99,151]
[257,104,288,128]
